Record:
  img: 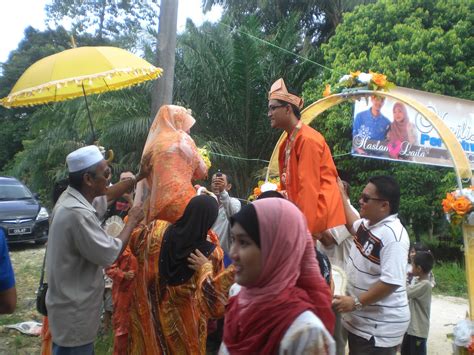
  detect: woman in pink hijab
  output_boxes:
[221,198,335,354]
[387,102,417,159]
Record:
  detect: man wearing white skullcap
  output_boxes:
[45,145,151,354]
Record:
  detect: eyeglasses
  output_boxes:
[360,193,386,203]
[268,104,287,113]
[89,168,111,180]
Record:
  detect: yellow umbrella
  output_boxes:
[0,46,163,140]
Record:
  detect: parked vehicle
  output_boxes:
[0,177,49,244]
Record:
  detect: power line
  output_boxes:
[211,151,269,163]
[210,151,352,163]
[219,22,335,73]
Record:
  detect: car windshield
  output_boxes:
[0,183,33,200]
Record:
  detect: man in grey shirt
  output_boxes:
[210,171,241,254]
[46,145,149,354]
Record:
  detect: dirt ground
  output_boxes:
[0,244,470,354]
[428,295,469,355]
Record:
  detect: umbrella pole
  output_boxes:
[81,83,96,142]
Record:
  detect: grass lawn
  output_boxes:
[432,261,468,298]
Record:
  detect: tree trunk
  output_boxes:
[97,0,106,40]
[151,0,179,119]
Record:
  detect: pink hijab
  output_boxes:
[388,102,410,143]
[237,198,309,305]
[224,199,334,354]
[252,198,335,333]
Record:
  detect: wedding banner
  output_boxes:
[351,87,474,170]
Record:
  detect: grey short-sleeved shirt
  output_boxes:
[46,186,122,347]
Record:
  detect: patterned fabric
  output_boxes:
[105,246,138,355]
[220,311,335,354]
[127,220,235,354]
[134,105,208,224]
[268,78,304,109]
[344,215,410,347]
[41,316,52,355]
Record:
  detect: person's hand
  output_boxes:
[123,193,133,205]
[124,271,135,280]
[136,152,152,181]
[332,295,356,313]
[127,204,144,226]
[187,249,210,271]
[211,176,226,193]
[336,177,347,198]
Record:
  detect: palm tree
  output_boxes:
[174,15,321,197]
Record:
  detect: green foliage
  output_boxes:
[174,15,322,195]
[202,0,376,44]
[0,27,73,172]
[303,0,473,237]
[305,0,473,99]
[95,331,114,354]
[432,261,467,297]
[46,0,159,50]
[3,82,154,203]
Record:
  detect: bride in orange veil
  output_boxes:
[134,105,208,223]
[125,106,234,354]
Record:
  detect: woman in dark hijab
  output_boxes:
[159,194,219,286]
[127,195,236,354]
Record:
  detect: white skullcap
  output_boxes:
[66,145,104,173]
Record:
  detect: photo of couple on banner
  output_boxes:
[351,87,474,170]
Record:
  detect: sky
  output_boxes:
[0,0,222,63]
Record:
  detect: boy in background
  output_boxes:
[401,250,434,355]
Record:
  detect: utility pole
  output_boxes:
[151,0,178,118]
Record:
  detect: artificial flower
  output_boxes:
[442,193,455,213]
[197,146,212,169]
[370,71,388,87]
[452,196,472,216]
[323,84,331,97]
[248,178,281,201]
[338,75,351,83]
[442,189,474,225]
[321,70,395,98]
[358,72,373,84]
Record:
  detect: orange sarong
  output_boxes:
[127,221,235,354]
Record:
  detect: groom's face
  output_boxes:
[267,99,290,129]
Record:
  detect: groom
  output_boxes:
[267,78,345,239]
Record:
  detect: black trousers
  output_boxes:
[348,332,398,355]
[401,333,427,355]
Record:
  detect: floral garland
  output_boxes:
[248,178,281,201]
[197,146,212,170]
[442,187,474,225]
[323,70,396,97]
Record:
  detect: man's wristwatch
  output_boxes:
[353,296,363,311]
